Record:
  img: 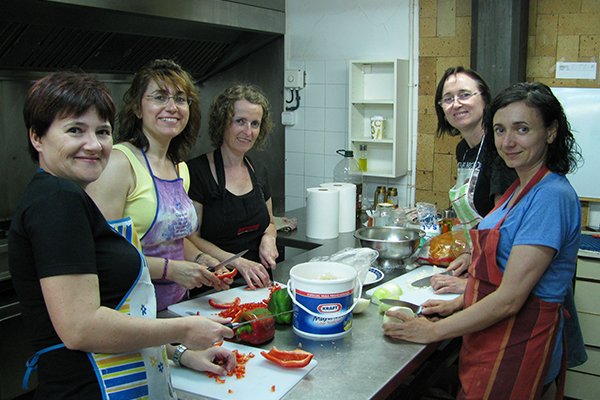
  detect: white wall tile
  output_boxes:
[325,107,347,133]
[304,107,325,131]
[304,153,325,177]
[324,131,346,155]
[326,60,348,84]
[285,196,305,211]
[304,84,325,108]
[285,128,305,152]
[305,60,326,84]
[305,175,325,189]
[325,84,347,109]
[285,173,305,198]
[285,151,305,174]
[287,60,305,70]
[304,131,325,154]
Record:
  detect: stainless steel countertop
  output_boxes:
[173,208,441,400]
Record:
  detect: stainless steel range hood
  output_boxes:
[0,0,285,83]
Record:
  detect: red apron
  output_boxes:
[458,165,566,400]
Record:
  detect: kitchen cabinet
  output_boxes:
[565,254,600,399]
[348,59,411,178]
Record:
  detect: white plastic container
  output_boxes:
[287,262,362,339]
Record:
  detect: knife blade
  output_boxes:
[410,270,454,288]
[379,299,422,314]
[207,249,249,272]
[184,309,293,328]
[223,310,293,329]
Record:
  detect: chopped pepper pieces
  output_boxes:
[235,307,275,345]
[267,287,293,324]
[260,347,314,368]
[208,297,241,309]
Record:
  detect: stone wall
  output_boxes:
[416,0,600,223]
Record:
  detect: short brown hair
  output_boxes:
[208,84,273,150]
[117,59,201,162]
[24,70,115,162]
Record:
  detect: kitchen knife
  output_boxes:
[410,270,454,288]
[183,310,293,328]
[379,299,422,314]
[207,249,249,272]
[223,310,293,329]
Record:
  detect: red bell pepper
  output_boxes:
[215,268,237,280]
[235,307,275,345]
[208,297,241,309]
[260,347,314,368]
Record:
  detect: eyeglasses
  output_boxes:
[438,91,482,107]
[144,94,191,106]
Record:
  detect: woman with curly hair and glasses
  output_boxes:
[187,84,277,290]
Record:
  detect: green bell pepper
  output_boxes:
[268,288,293,324]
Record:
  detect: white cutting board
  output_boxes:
[366,265,460,306]
[170,341,317,400]
[168,283,285,317]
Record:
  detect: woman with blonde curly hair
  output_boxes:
[187,84,277,289]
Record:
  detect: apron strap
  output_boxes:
[23,343,66,389]
[214,148,227,197]
[213,148,263,200]
[490,165,550,228]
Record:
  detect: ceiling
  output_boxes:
[0,0,285,83]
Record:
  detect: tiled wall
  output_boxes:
[284,59,411,211]
[284,59,349,211]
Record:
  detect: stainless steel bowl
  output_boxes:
[354,226,425,263]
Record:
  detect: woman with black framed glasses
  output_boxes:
[431,67,517,294]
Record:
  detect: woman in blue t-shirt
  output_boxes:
[384,82,583,399]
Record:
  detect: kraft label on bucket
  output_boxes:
[293,289,354,337]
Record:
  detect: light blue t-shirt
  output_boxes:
[477,172,581,384]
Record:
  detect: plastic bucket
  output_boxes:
[287,261,362,339]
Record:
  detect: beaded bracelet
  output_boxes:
[460,251,472,257]
[162,258,169,279]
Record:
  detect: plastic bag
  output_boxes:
[415,230,468,266]
[309,247,379,285]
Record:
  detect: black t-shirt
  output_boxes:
[9,172,142,399]
[187,151,272,263]
[455,139,517,217]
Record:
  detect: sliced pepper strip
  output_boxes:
[208,297,241,309]
[260,347,314,368]
[215,268,237,280]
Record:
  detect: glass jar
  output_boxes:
[375,203,393,226]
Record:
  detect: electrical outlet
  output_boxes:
[285,69,305,89]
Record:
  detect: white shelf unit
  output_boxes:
[348,59,410,178]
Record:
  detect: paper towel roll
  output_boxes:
[306,187,339,239]
[320,182,357,233]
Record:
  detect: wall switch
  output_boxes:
[281,111,296,126]
[285,69,305,89]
